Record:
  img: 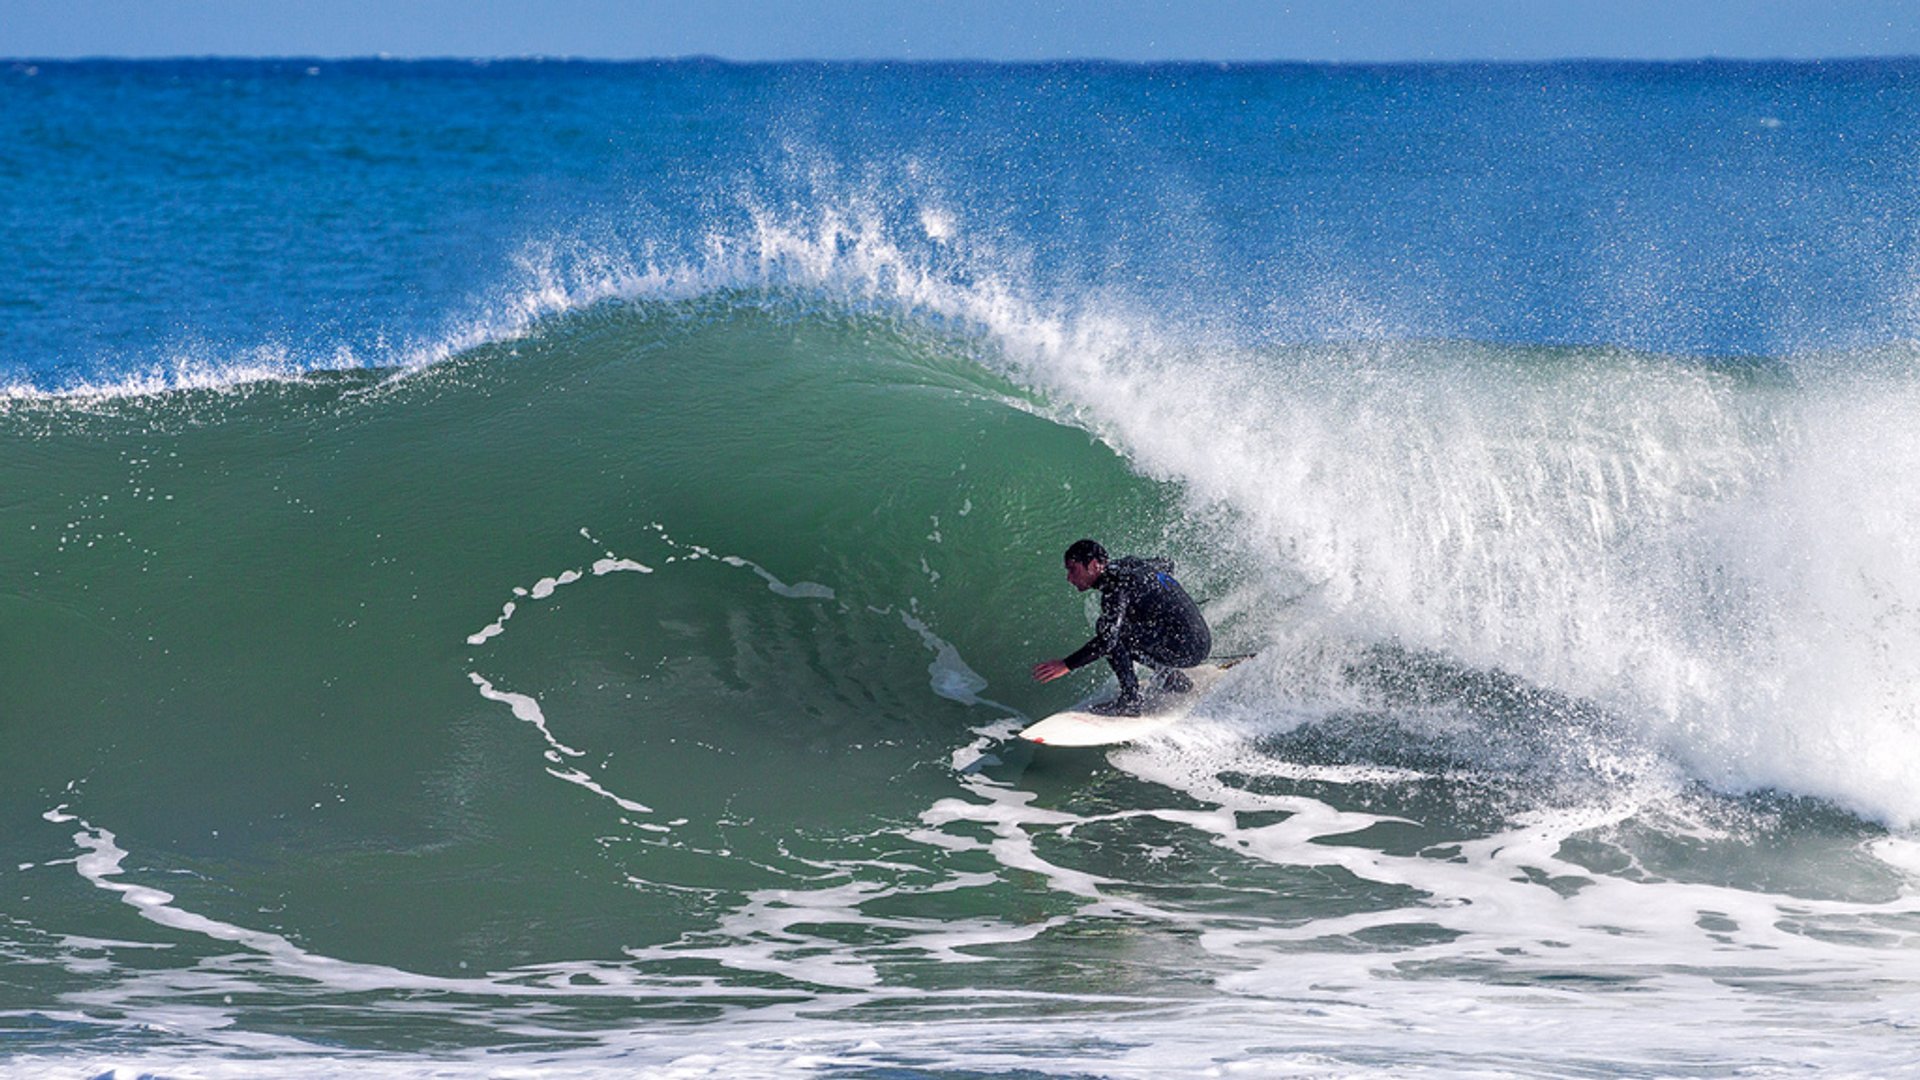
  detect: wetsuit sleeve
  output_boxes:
[1062,591,1124,670]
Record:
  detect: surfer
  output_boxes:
[1031,539,1211,716]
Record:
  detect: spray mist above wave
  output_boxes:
[0,139,1472,405]
[1,169,1059,401]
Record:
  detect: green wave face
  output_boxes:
[2,296,1194,972]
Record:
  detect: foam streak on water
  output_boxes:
[30,750,1920,1077]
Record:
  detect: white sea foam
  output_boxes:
[716,555,834,599]
[34,755,1920,1079]
[461,526,870,842]
[466,672,583,758]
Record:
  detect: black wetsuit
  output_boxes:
[1063,556,1211,706]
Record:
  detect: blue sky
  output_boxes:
[5,0,1919,61]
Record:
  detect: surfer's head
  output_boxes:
[1063,538,1107,591]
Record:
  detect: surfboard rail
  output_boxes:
[1017,656,1251,747]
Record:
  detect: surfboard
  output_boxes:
[1017,657,1250,747]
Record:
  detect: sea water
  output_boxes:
[4,59,1920,1077]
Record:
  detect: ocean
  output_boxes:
[5,58,1920,1077]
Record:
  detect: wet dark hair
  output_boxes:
[1063,538,1107,566]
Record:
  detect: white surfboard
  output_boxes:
[1018,657,1250,747]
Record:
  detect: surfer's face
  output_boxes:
[1065,558,1103,591]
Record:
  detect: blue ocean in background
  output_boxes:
[6,58,1920,1077]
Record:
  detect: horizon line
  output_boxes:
[10,52,1920,67]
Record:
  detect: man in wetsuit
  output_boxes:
[1030,539,1212,716]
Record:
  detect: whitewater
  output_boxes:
[5,58,1920,1077]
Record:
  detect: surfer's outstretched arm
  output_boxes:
[1031,659,1071,682]
[1036,617,1117,683]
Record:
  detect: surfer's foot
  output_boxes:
[1089,694,1145,717]
[1157,669,1193,694]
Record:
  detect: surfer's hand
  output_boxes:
[1031,659,1071,683]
